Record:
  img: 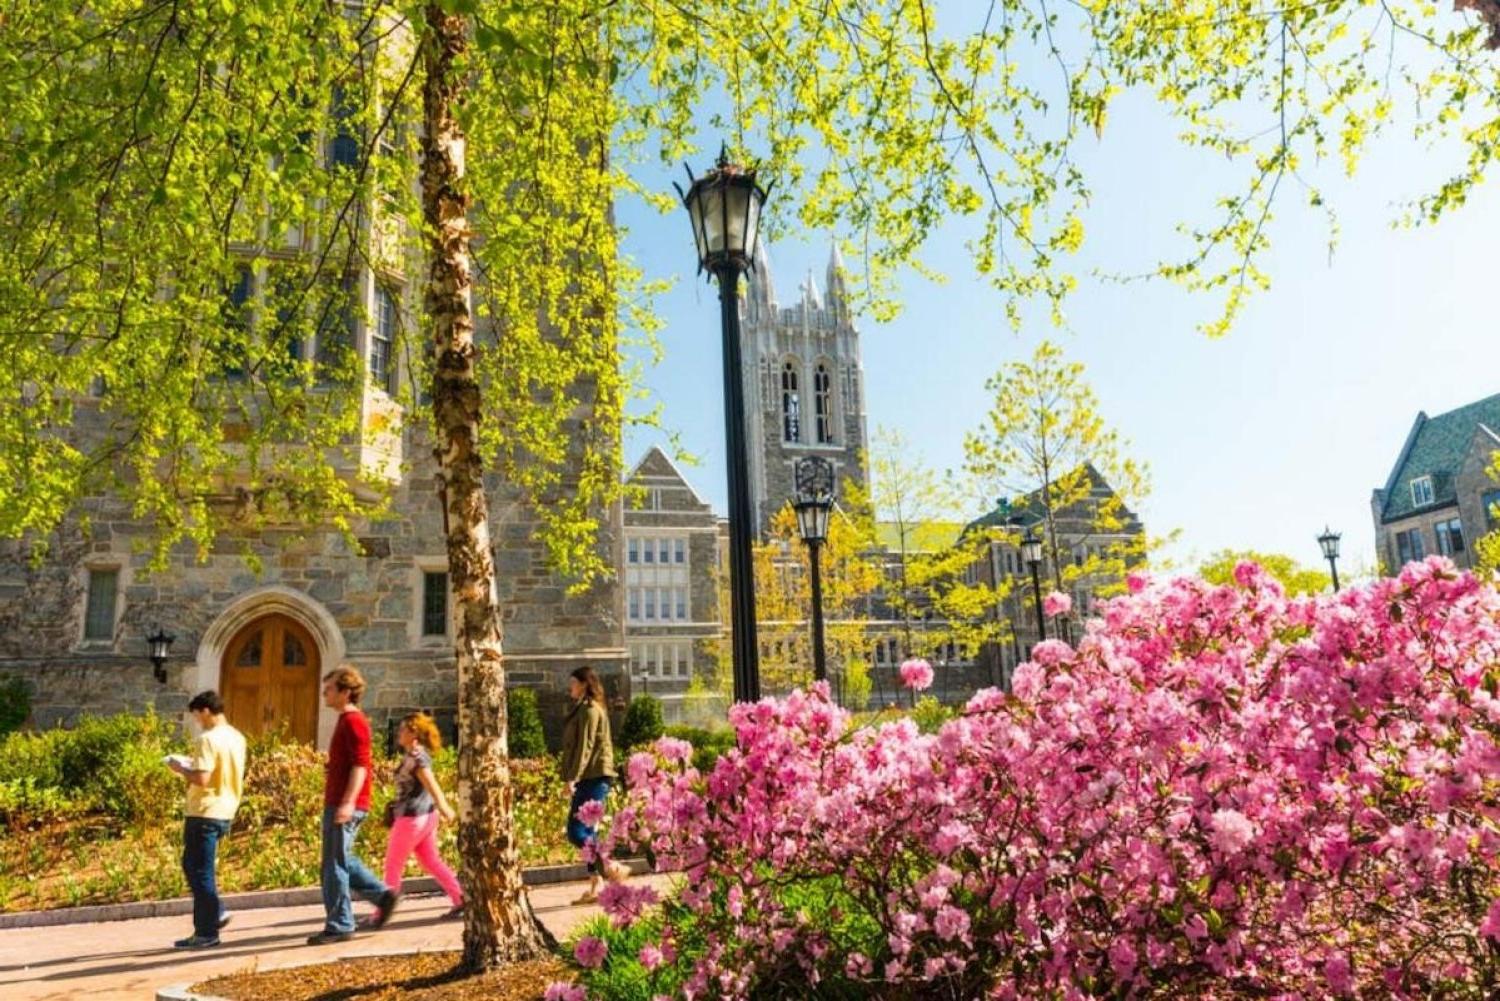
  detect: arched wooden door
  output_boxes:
[220,613,320,742]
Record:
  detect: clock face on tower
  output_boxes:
[795,456,833,500]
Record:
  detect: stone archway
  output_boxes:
[194,586,346,748]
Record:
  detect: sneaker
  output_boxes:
[441,904,464,921]
[217,912,231,931]
[305,930,354,946]
[173,935,220,950]
[367,889,400,930]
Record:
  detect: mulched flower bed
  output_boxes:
[195,951,573,1001]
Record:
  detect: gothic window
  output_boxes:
[781,361,800,442]
[814,363,834,444]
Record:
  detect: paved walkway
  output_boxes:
[0,879,639,1000]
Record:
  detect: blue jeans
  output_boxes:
[319,806,389,934]
[566,777,612,874]
[182,817,231,939]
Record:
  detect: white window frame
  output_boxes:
[1410,475,1435,508]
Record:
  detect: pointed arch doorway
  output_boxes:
[220,613,321,742]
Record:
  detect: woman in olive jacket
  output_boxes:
[559,665,628,903]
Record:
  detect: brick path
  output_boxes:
[0,879,637,1000]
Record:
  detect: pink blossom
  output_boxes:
[638,944,663,970]
[1209,808,1257,856]
[899,658,933,691]
[1481,898,1500,941]
[544,984,586,1001]
[1042,591,1072,617]
[574,799,606,827]
[573,936,607,969]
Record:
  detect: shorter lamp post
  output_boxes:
[1318,527,1342,592]
[147,627,174,684]
[793,456,835,683]
[1019,528,1046,650]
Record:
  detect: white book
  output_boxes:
[162,753,192,770]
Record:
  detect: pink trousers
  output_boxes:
[383,812,463,906]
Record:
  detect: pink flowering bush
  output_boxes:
[583,558,1499,998]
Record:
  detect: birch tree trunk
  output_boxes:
[420,4,554,968]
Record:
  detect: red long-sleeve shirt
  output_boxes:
[324,709,374,810]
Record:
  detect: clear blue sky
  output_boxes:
[615,76,1496,578]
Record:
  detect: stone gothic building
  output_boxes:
[1371,392,1500,573]
[743,241,869,532]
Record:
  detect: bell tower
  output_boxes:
[740,240,869,534]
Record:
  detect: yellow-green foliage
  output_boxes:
[1199,550,1332,596]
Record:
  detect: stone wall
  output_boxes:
[0,425,623,750]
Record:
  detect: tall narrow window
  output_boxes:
[221,265,253,378]
[328,84,362,169]
[628,588,640,620]
[627,538,639,563]
[421,571,448,636]
[644,589,656,620]
[83,569,118,641]
[643,539,654,563]
[370,287,397,393]
[814,364,834,444]
[676,587,687,621]
[674,539,685,564]
[781,362,800,442]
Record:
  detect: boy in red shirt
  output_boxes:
[308,665,398,945]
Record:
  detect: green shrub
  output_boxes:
[0,777,79,824]
[618,695,664,752]
[507,687,547,758]
[910,695,955,734]
[0,676,30,736]
[663,724,736,772]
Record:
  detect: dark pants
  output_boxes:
[566,777,612,874]
[182,817,231,939]
[319,806,389,934]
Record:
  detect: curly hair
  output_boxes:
[400,711,442,751]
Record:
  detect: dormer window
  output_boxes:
[1410,475,1434,508]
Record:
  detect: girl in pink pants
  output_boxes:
[379,713,463,921]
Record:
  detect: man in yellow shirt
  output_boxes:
[168,690,246,949]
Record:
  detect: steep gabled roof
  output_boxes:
[624,446,712,509]
[1377,393,1500,525]
[961,463,1142,538]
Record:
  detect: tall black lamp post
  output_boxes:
[1019,528,1046,650]
[147,627,174,684]
[676,146,770,704]
[1318,526,1342,592]
[793,456,835,683]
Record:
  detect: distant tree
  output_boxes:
[1199,550,1331,596]
[709,499,881,707]
[964,341,1155,639]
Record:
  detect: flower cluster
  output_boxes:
[586,558,1500,998]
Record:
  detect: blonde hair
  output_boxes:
[322,665,367,705]
[400,711,442,751]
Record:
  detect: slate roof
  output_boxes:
[1377,393,1500,525]
[961,463,1141,538]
